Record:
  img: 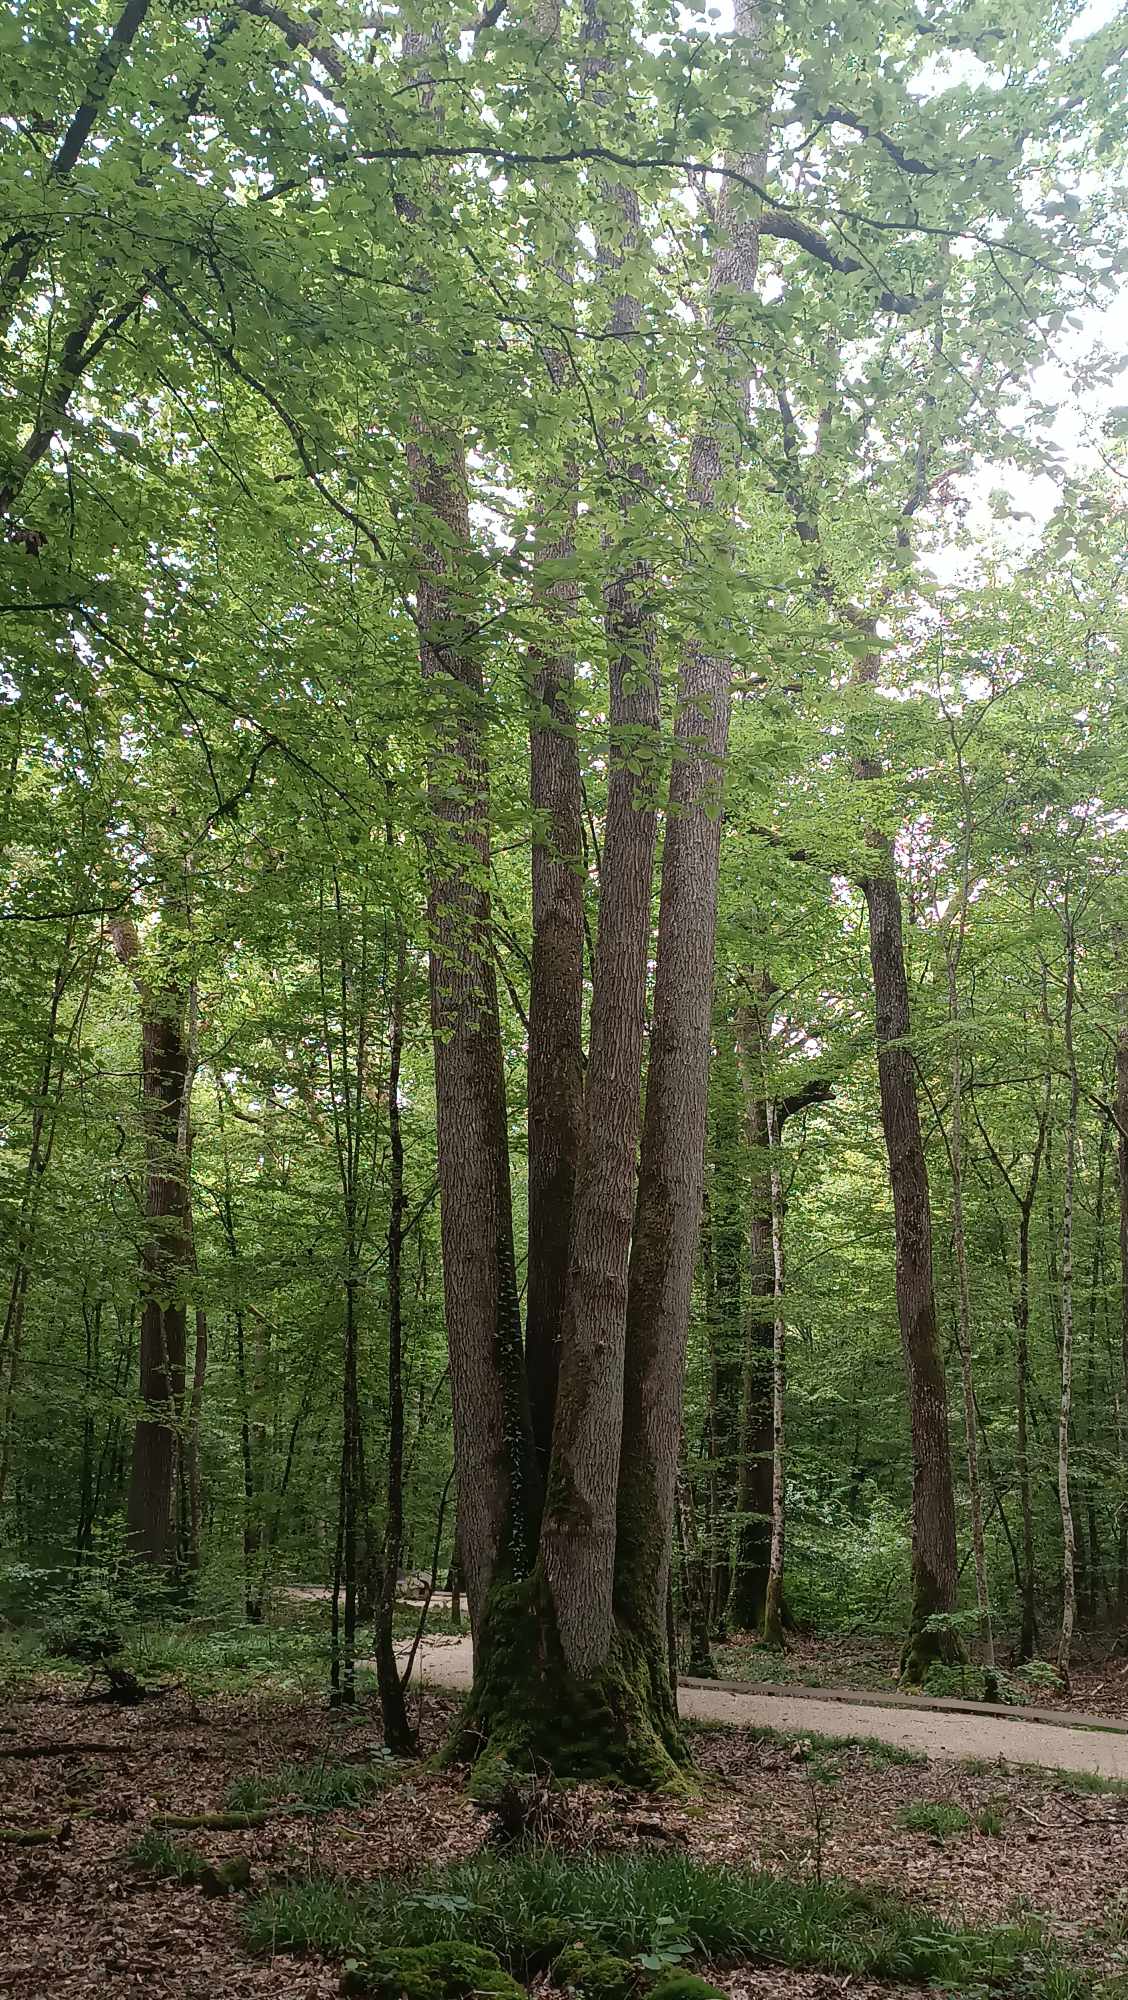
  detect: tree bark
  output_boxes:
[1058,910,1079,1682]
[375,910,417,1754]
[860,865,959,1679]
[611,0,768,1723]
[401,27,538,1640]
[1116,998,1128,1628]
[945,941,993,1666]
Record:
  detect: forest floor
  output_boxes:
[3,1671,1128,2000]
[397,1634,1128,1776]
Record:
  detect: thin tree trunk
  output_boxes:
[705,1024,744,1628]
[1116,997,1128,1627]
[110,916,190,1569]
[730,982,777,1632]
[762,1096,788,1648]
[861,864,959,1679]
[375,910,417,1754]
[1058,910,1080,1682]
[946,941,993,1665]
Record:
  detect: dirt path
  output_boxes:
[395,1635,1128,1778]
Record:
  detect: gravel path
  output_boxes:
[396,1634,1128,1779]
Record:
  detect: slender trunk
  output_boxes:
[376,913,417,1753]
[675,1447,715,1679]
[861,865,959,1678]
[111,916,191,1569]
[1116,1001,1128,1626]
[1059,913,1079,1681]
[730,985,776,1631]
[946,945,993,1664]
[705,1025,744,1628]
[762,1097,787,1648]
[1015,1197,1039,1659]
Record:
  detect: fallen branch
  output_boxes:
[0,1823,70,1845]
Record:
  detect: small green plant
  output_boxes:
[976,1803,1007,1836]
[895,1801,973,1840]
[226,1752,395,1813]
[128,1830,208,1882]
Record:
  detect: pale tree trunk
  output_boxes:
[762,1098,787,1649]
[946,940,993,1666]
[400,26,538,1640]
[705,1021,744,1628]
[1058,909,1079,1683]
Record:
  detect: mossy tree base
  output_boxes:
[443,1570,690,1791]
[899,1606,966,1687]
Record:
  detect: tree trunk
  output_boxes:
[375,913,417,1754]
[757,1088,786,1644]
[111,917,192,1570]
[729,985,776,1631]
[525,40,584,1473]
[400,26,538,1642]
[612,0,767,1735]
[1058,911,1079,1683]
[946,943,993,1665]
[1116,1000,1128,1628]
[861,866,959,1680]
[705,1023,744,1628]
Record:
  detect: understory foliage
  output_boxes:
[1,0,1128,1760]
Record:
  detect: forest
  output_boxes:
[2,0,1128,1994]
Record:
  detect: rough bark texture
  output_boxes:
[401,27,538,1638]
[860,866,959,1679]
[526,278,584,1480]
[537,0,662,1682]
[614,0,767,1683]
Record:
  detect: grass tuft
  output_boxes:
[226,1752,396,1813]
[244,1848,1076,1991]
[895,1800,973,1839]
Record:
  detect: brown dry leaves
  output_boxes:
[2,1677,1127,2000]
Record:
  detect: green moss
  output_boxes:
[444,1567,689,1792]
[648,1978,727,2000]
[555,1945,646,2000]
[341,1944,524,2000]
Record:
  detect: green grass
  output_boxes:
[895,1801,973,1839]
[226,1753,396,1813]
[732,1722,925,1770]
[960,1758,1128,1798]
[243,1849,1101,1994]
[127,1829,207,1882]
